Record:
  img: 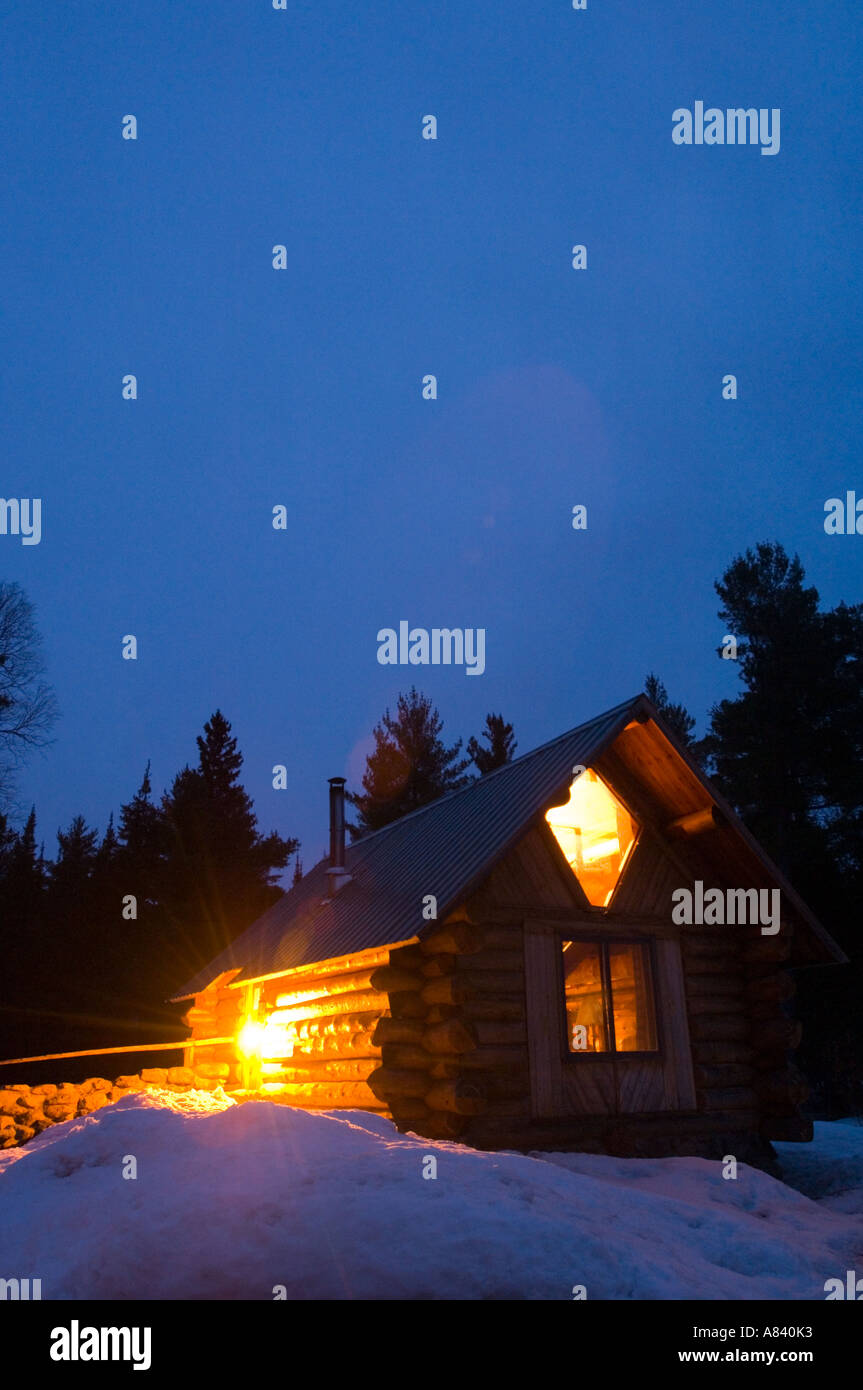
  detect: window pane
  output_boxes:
[545,770,639,906]
[608,943,657,1052]
[562,941,609,1052]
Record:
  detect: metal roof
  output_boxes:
[172,695,641,997]
[172,691,846,998]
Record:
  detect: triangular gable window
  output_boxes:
[545,768,639,907]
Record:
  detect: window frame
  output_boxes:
[556,932,663,1063]
[544,769,642,912]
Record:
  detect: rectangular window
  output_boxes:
[562,939,658,1054]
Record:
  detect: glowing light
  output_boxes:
[236,1015,293,1062]
[546,769,639,906]
[237,1019,266,1058]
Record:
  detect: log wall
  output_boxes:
[179,896,808,1159]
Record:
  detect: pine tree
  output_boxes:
[698,542,863,1116]
[467,713,517,775]
[644,674,697,749]
[698,544,850,877]
[118,763,166,913]
[348,687,471,837]
[161,711,297,974]
[0,807,48,1062]
[2,807,44,927]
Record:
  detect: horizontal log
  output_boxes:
[380,1044,436,1071]
[425,1079,486,1115]
[297,1034,382,1060]
[750,998,793,1023]
[478,1097,533,1118]
[400,1112,468,1140]
[742,937,791,964]
[693,1064,755,1090]
[275,989,390,1024]
[473,1021,527,1046]
[420,924,484,955]
[370,966,424,994]
[458,1047,528,1071]
[685,996,746,1017]
[388,944,425,971]
[667,806,726,837]
[680,934,733,956]
[454,950,524,974]
[427,1059,459,1081]
[421,957,456,979]
[687,1015,749,1042]
[269,1058,379,1083]
[691,1041,754,1066]
[388,992,427,1019]
[367,1067,431,1100]
[421,973,524,1006]
[372,1016,423,1047]
[285,1010,381,1040]
[423,1058,530,1099]
[275,969,382,1008]
[681,955,739,976]
[460,999,526,1023]
[752,1017,802,1053]
[270,1080,385,1108]
[480,925,525,949]
[746,973,795,1006]
[422,1019,478,1055]
[386,1099,430,1122]
[684,975,744,999]
[699,1087,759,1112]
[274,967,421,1010]
[423,1005,456,1024]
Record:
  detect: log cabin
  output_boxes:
[172,694,846,1164]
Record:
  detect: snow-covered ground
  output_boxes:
[1,1089,860,1300]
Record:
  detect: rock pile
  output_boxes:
[0,1063,231,1148]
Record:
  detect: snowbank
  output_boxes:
[0,1089,859,1300]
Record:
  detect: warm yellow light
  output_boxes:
[237,1015,293,1062]
[581,834,620,864]
[237,1019,266,1058]
[545,769,638,906]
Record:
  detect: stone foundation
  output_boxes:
[0,1062,233,1149]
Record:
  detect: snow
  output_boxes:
[1,1089,860,1300]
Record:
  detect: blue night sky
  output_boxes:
[3,1,861,874]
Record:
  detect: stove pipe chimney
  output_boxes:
[326,777,351,894]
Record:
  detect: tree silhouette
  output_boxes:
[0,582,58,811]
[467,713,517,775]
[644,674,696,749]
[161,711,297,973]
[348,687,471,837]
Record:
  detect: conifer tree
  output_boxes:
[161,711,297,972]
[348,687,471,837]
[467,713,517,775]
[644,674,697,749]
